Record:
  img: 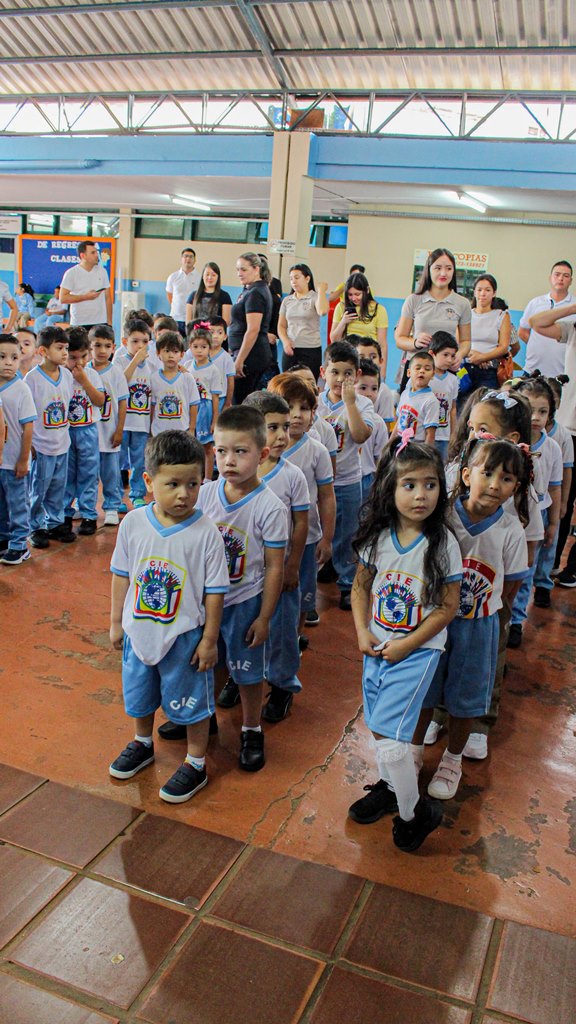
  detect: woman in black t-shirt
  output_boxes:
[185,262,232,326]
[228,252,273,403]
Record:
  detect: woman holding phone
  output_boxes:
[330,272,388,373]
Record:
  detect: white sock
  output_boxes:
[411,742,424,769]
[185,754,205,771]
[445,750,463,763]
[241,724,262,733]
[376,738,419,821]
[135,734,153,747]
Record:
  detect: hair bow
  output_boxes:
[195,320,212,331]
[395,427,415,455]
[481,390,518,408]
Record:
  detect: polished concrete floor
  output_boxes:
[0,520,574,1022]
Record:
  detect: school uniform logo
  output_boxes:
[437,395,449,428]
[325,415,345,453]
[69,390,93,426]
[133,558,185,623]
[43,399,68,430]
[195,377,209,401]
[373,573,422,631]
[459,558,496,618]
[100,388,112,422]
[158,392,183,419]
[128,381,151,414]
[217,523,247,583]
[397,404,419,433]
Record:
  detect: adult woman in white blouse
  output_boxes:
[467,274,511,392]
[278,263,329,380]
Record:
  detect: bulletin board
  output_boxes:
[18,235,116,299]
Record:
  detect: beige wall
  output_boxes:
[346,205,576,308]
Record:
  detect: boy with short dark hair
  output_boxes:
[64,326,105,535]
[109,430,229,803]
[114,319,153,509]
[393,351,440,445]
[197,406,288,768]
[150,331,199,437]
[429,331,459,462]
[26,326,76,547]
[317,340,374,610]
[88,326,128,526]
[16,327,39,376]
[355,358,389,502]
[348,335,396,424]
[209,316,235,410]
[0,334,36,564]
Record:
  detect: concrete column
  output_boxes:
[116,206,134,285]
[268,132,314,287]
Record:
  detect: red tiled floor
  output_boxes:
[0,762,46,814]
[9,876,190,1009]
[0,782,139,867]
[92,813,244,908]
[308,966,472,1024]
[487,920,576,1024]
[0,845,73,947]
[343,884,494,1001]
[139,920,324,1024]
[0,976,119,1023]
[210,847,364,953]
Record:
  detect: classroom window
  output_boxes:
[135,217,186,239]
[25,213,56,234]
[59,214,90,236]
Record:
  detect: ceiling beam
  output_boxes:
[0,0,317,18]
[1,88,575,102]
[0,49,260,67]
[233,0,290,89]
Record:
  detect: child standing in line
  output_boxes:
[113,318,153,510]
[414,438,530,800]
[349,435,462,851]
[546,376,574,582]
[355,358,389,502]
[0,334,36,564]
[109,431,229,804]
[268,372,336,635]
[183,325,221,479]
[242,391,310,722]
[16,328,40,377]
[88,326,128,527]
[429,331,460,463]
[349,336,396,426]
[64,327,105,535]
[150,331,200,438]
[208,316,235,411]
[197,406,288,770]
[393,351,440,445]
[287,363,338,472]
[508,377,562,640]
[317,341,374,610]
[26,326,76,548]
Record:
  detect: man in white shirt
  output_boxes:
[0,280,18,333]
[519,261,576,376]
[166,248,201,336]
[59,241,112,328]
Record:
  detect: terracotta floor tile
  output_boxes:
[93,813,244,908]
[139,920,323,1024]
[309,966,472,1024]
[0,762,46,814]
[343,884,493,1001]
[9,876,189,1009]
[488,921,576,1024]
[0,976,119,1023]
[211,847,363,953]
[0,782,139,867]
[0,845,73,947]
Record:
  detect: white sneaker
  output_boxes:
[428,753,462,800]
[424,720,443,745]
[104,510,120,526]
[462,733,488,760]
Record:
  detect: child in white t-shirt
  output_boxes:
[286,363,338,473]
[183,325,222,480]
[393,351,440,444]
[150,331,199,438]
[64,327,105,535]
[350,336,396,426]
[355,358,389,502]
[88,326,128,526]
[429,331,460,463]
[113,318,153,509]
[109,430,229,804]
[0,333,36,564]
[208,317,235,411]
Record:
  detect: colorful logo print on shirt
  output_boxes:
[459,558,496,618]
[69,390,93,426]
[373,573,421,631]
[158,392,183,419]
[133,558,185,624]
[128,381,151,414]
[195,377,209,401]
[397,404,419,433]
[437,395,450,428]
[43,399,68,430]
[217,523,247,583]
[100,388,112,422]
[325,415,345,453]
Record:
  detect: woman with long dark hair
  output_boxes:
[15,282,35,328]
[185,262,232,326]
[330,272,388,373]
[278,263,329,379]
[228,252,273,403]
[466,274,511,392]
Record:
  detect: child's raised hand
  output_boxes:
[133,347,149,365]
[110,622,124,650]
[191,637,218,672]
[72,364,88,384]
[342,378,357,406]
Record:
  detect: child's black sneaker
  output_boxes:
[0,548,31,565]
[159,762,207,803]
[30,529,50,549]
[556,567,576,588]
[305,608,320,626]
[158,720,187,740]
[298,633,309,652]
[533,586,551,607]
[78,519,97,536]
[217,677,240,708]
[392,796,443,852]
[239,729,265,771]
[47,523,76,543]
[507,623,523,648]
[109,740,154,779]
[317,558,338,584]
[348,780,398,823]
[339,590,352,611]
[262,685,293,723]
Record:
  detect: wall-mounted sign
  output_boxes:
[19,235,116,299]
[268,239,297,257]
[0,214,22,235]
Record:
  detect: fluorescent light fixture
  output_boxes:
[454,191,487,214]
[172,194,211,211]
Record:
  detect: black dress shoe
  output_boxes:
[507,623,522,648]
[239,729,265,771]
[78,519,97,536]
[533,586,551,608]
[30,530,50,549]
[262,686,293,723]
[47,524,76,543]
[339,590,352,611]
[317,558,338,584]
[158,720,187,740]
[217,677,240,708]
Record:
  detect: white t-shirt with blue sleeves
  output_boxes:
[431,372,459,441]
[205,349,235,400]
[113,348,153,433]
[548,420,574,468]
[450,499,528,619]
[309,415,338,457]
[0,378,37,471]
[374,382,396,423]
[317,391,374,486]
[284,433,334,544]
[110,504,229,666]
[88,362,129,453]
[361,412,388,476]
[396,383,440,440]
[197,479,288,607]
[260,457,310,555]
[150,370,200,436]
[359,528,462,652]
[68,366,105,429]
[531,431,563,510]
[25,365,74,456]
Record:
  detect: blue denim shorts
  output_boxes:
[422,614,499,717]
[299,542,317,612]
